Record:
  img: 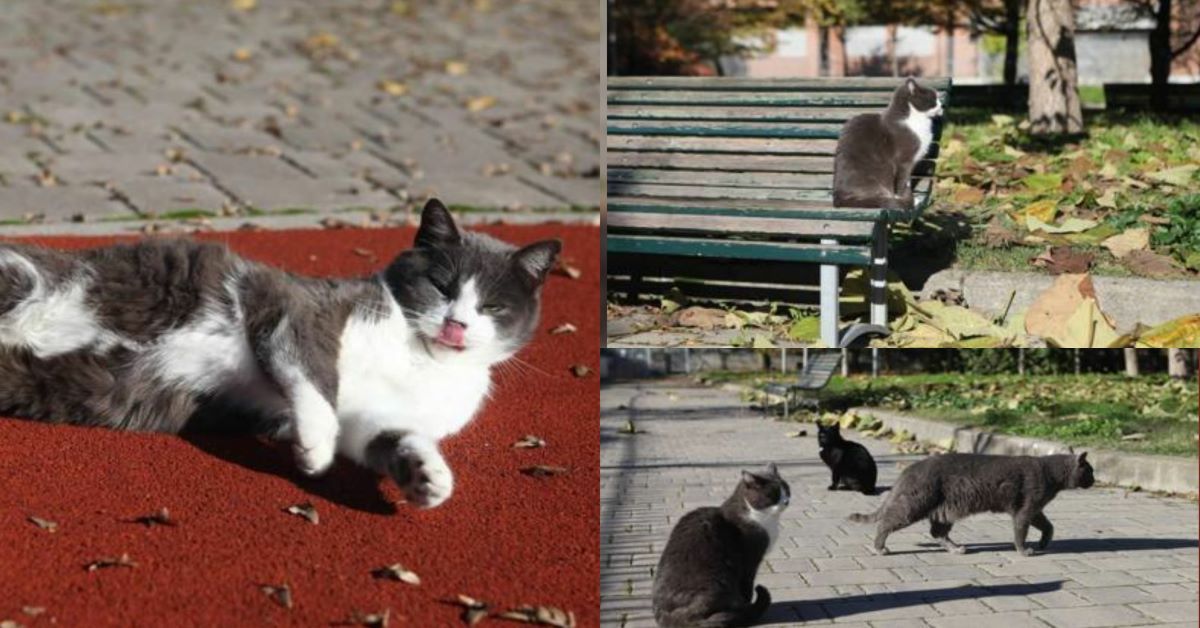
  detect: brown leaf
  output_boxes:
[465,95,497,112]
[1030,247,1093,275]
[20,608,44,617]
[86,553,137,572]
[1123,250,1182,278]
[0,621,25,628]
[981,219,1019,248]
[371,563,421,585]
[320,217,353,229]
[352,247,378,261]
[27,516,57,532]
[569,364,591,378]
[497,605,577,627]
[673,306,727,330]
[952,185,984,204]
[284,502,319,525]
[132,507,175,527]
[342,609,390,627]
[453,595,489,626]
[260,584,293,609]
[549,323,577,335]
[521,465,568,478]
[512,435,546,449]
[551,260,581,280]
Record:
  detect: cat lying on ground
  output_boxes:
[848,452,1095,556]
[833,77,943,211]
[652,464,790,628]
[0,199,560,508]
[817,422,878,495]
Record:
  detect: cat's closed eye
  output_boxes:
[481,303,506,314]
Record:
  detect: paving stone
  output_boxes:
[1033,604,1149,627]
[1129,602,1199,623]
[927,612,1046,628]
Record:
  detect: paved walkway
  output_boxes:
[600,380,1199,628]
[0,0,600,232]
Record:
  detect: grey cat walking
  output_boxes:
[652,464,789,628]
[849,452,1095,556]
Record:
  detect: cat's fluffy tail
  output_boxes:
[694,586,772,628]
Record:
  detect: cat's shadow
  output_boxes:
[182,432,397,515]
[915,537,1199,554]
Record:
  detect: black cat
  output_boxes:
[817,423,878,495]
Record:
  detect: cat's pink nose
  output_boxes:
[436,319,467,349]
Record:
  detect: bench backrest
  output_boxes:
[796,350,842,389]
[608,77,952,222]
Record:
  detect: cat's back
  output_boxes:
[836,112,889,154]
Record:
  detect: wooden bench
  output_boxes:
[762,350,842,417]
[607,77,951,346]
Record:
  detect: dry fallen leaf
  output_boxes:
[549,322,577,335]
[1030,246,1093,275]
[377,80,408,97]
[27,516,57,532]
[521,465,568,478]
[230,0,256,11]
[1101,228,1149,259]
[673,306,727,330]
[86,554,137,572]
[569,364,591,378]
[0,621,24,628]
[261,584,293,609]
[345,610,391,627]
[20,608,44,617]
[498,605,577,628]
[552,260,581,280]
[352,247,377,261]
[372,563,421,585]
[320,217,353,230]
[232,47,253,62]
[445,60,469,76]
[465,95,497,112]
[133,507,175,527]
[981,219,1020,248]
[284,502,319,525]
[513,435,546,449]
[454,595,489,626]
[1122,249,1181,278]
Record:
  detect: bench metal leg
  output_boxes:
[819,238,839,346]
[870,221,888,327]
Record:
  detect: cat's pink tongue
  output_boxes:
[436,320,467,349]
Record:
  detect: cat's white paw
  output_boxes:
[387,438,454,508]
[295,438,336,476]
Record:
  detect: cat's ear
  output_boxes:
[415,198,461,249]
[906,77,916,93]
[766,462,778,477]
[1078,452,1088,464]
[511,239,561,284]
[741,470,761,485]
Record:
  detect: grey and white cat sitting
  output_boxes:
[0,199,560,509]
[652,464,789,628]
[849,452,1095,556]
[833,77,943,211]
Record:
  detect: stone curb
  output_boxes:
[922,269,1200,330]
[850,406,1199,495]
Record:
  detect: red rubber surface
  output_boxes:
[0,225,599,626]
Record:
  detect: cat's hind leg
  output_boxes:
[273,362,340,476]
[1011,510,1036,556]
[365,430,454,508]
[930,520,966,554]
[1031,512,1054,551]
[828,469,841,491]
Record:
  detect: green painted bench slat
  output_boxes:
[607,151,939,174]
[607,196,893,222]
[608,91,898,107]
[607,211,875,241]
[608,180,932,206]
[608,167,934,191]
[609,77,951,91]
[608,135,843,155]
[607,105,882,122]
[608,120,844,138]
[608,234,872,265]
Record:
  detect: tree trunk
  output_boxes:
[888,24,899,76]
[1124,348,1139,377]
[841,348,849,376]
[1168,349,1188,378]
[819,26,830,77]
[1073,349,1081,375]
[1150,0,1172,111]
[1004,0,1020,86]
[1018,348,1026,375]
[1026,0,1083,134]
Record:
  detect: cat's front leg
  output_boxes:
[1011,512,1035,556]
[277,364,340,476]
[365,430,454,508]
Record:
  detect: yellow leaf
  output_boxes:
[232,48,253,62]
[390,1,411,15]
[1101,228,1149,259]
[1021,199,1057,222]
[230,0,256,10]
[465,95,497,112]
[1025,216,1098,234]
[1095,187,1119,208]
[1063,298,1120,348]
[1025,274,1117,347]
[377,80,408,96]
[1137,314,1200,347]
[445,60,469,76]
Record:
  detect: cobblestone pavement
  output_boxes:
[0,0,600,231]
[601,380,1200,628]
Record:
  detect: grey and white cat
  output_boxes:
[0,199,560,508]
[652,464,790,628]
[849,452,1095,556]
[833,77,943,211]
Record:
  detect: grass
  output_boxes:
[919,107,1200,277]
[763,373,1199,457]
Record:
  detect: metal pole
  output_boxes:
[819,238,839,347]
[871,348,879,378]
[780,348,787,373]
